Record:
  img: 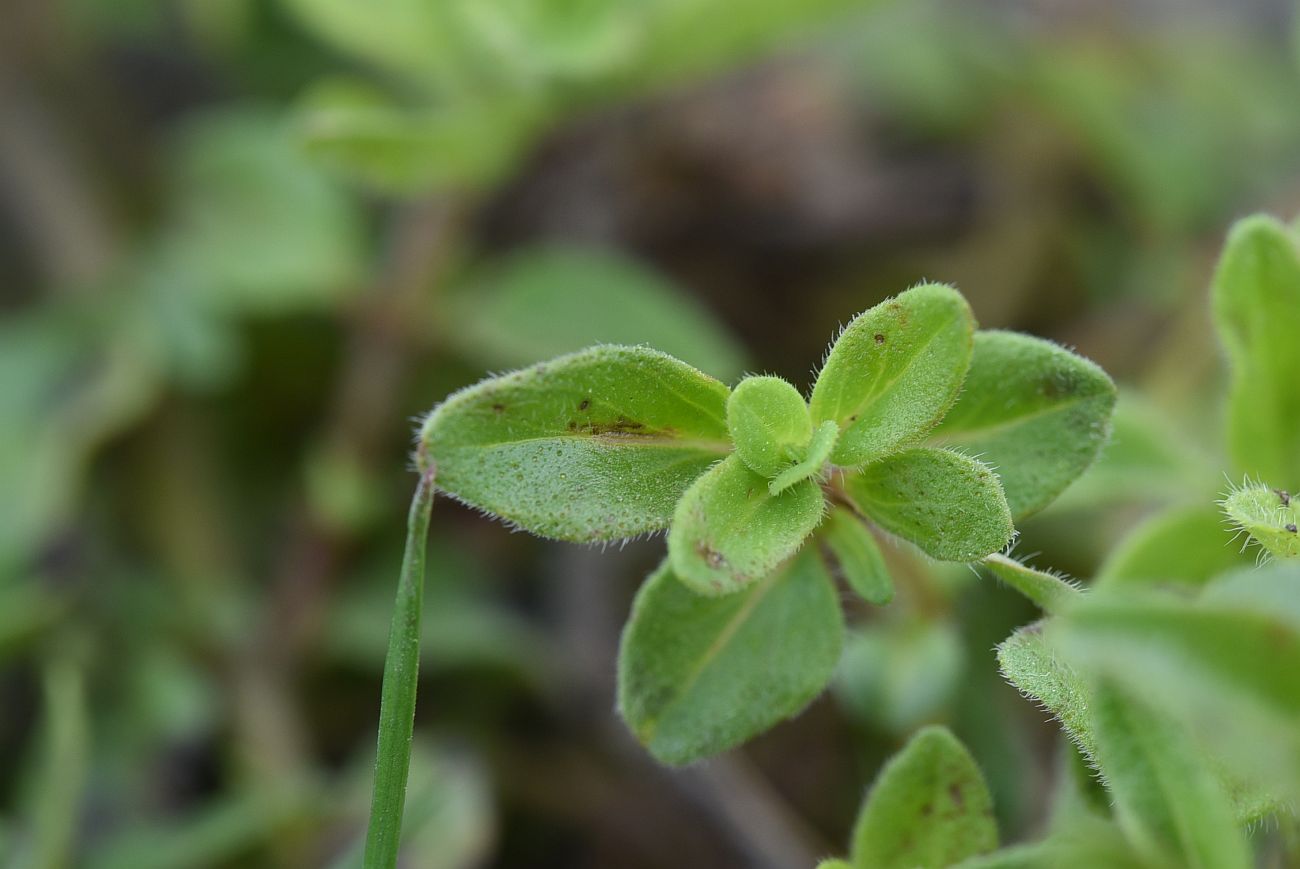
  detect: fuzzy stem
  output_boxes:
[363,467,436,869]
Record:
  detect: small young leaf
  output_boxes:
[1212,214,1300,486]
[617,549,843,765]
[668,454,825,595]
[1094,503,1252,589]
[810,284,974,467]
[843,448,1013,562]
[1091,682,1250,869]
[820,506,893,605]
[849,726,998,869]
[996,625,1097,762]
[981,554,1082,614]
[769,420,838,495]
[1221,481,1300,559]
[419,346,731,542]
[929,331,1116,518]
[726,375,814,478]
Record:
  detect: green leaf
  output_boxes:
[843,448,1013,561]
[364,473,435,869]
[1212,214,1300,486]
[419,346,731,542]
[820,506,893,605]
[810,283,974,467]
[1053,574,1300,809]
[996,624,1097,762]
[295,78,538,193]
[770,420,839,495]
[850,725,998,869]
[617,549,843,765]
[929,331,1116,518]
[835,619,963,735]
[449,245,747,380]
[726,376,814,478]
[981,554,1082,614]
[1221,481,1300,560]
[668,454,825,595]
[1090,682,1249,869]
[1094,503,1252,589]
[816,861,853,869]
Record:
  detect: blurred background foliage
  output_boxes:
[2,0,1299,866]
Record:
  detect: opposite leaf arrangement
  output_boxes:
[418,281,1116,763]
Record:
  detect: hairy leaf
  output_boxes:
[1094,503,1252,589]
[996,624,1097,761]
[726,376,814,478]
[1212,215,1300,486]
[617,550,843,765]
[1091,683,1249,869]
[820,507,893,605]
[981,554,1082,614]
[850,726,998,869]
[419,345,730,542]
[930,331,1115,518]
[668,454,825,595]
[1221,482,1300,559]
[810,284,974,466]
[843,448,1013,561]
[1053,575,1300,807]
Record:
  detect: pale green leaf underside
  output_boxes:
[1091,683,1250,869]
[982,554,1082,615]
[420,345,730,542]
[850,725,998,869]
[811,283,974,467]
[844,448,1013,562]
[617,549,843,765]
[930,331,1116,519]
[1212,215,1300,487]
[1222,483,1300,559]
[726,375,813,478]
[1094,503,1252,589]
[821,507,893,605]
[668,454,825,595]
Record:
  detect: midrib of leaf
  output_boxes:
[447,432,734,453]
[932,394,1093,444]
[638,562,788,742]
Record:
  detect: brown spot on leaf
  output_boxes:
[949,784,965,808]
[1287,524,1297,533]
[874,333,886,344]
[492,403,506,413]
[1277,489,1292,507]
[578,399,591,411]
[697,542,728,570]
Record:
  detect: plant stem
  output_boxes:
[363,467,436,869]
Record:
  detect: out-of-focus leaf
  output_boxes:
[1094,504,1251,589]
[952,814,1147,869]
[448,246,747,380]
[1212,214,1300,487]
[158,108,364,316]
[816,860,853,869]
[835,618,963,734]
[668,454,824,595]
[929,331,1115,518]
[849,726,997,869]
[296,78,538,193]
[981,554,1081,615]
[1052,392,1212,510]
[844,448,1012,562]
[726,376,814,478]
[419,346,731,542]
[1052,571,1300,807]
[820,507,893,605]
[1090,682,1249,869]
[617,551,842,765]
[1221,482,1300,560]
[810,284,974,467]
